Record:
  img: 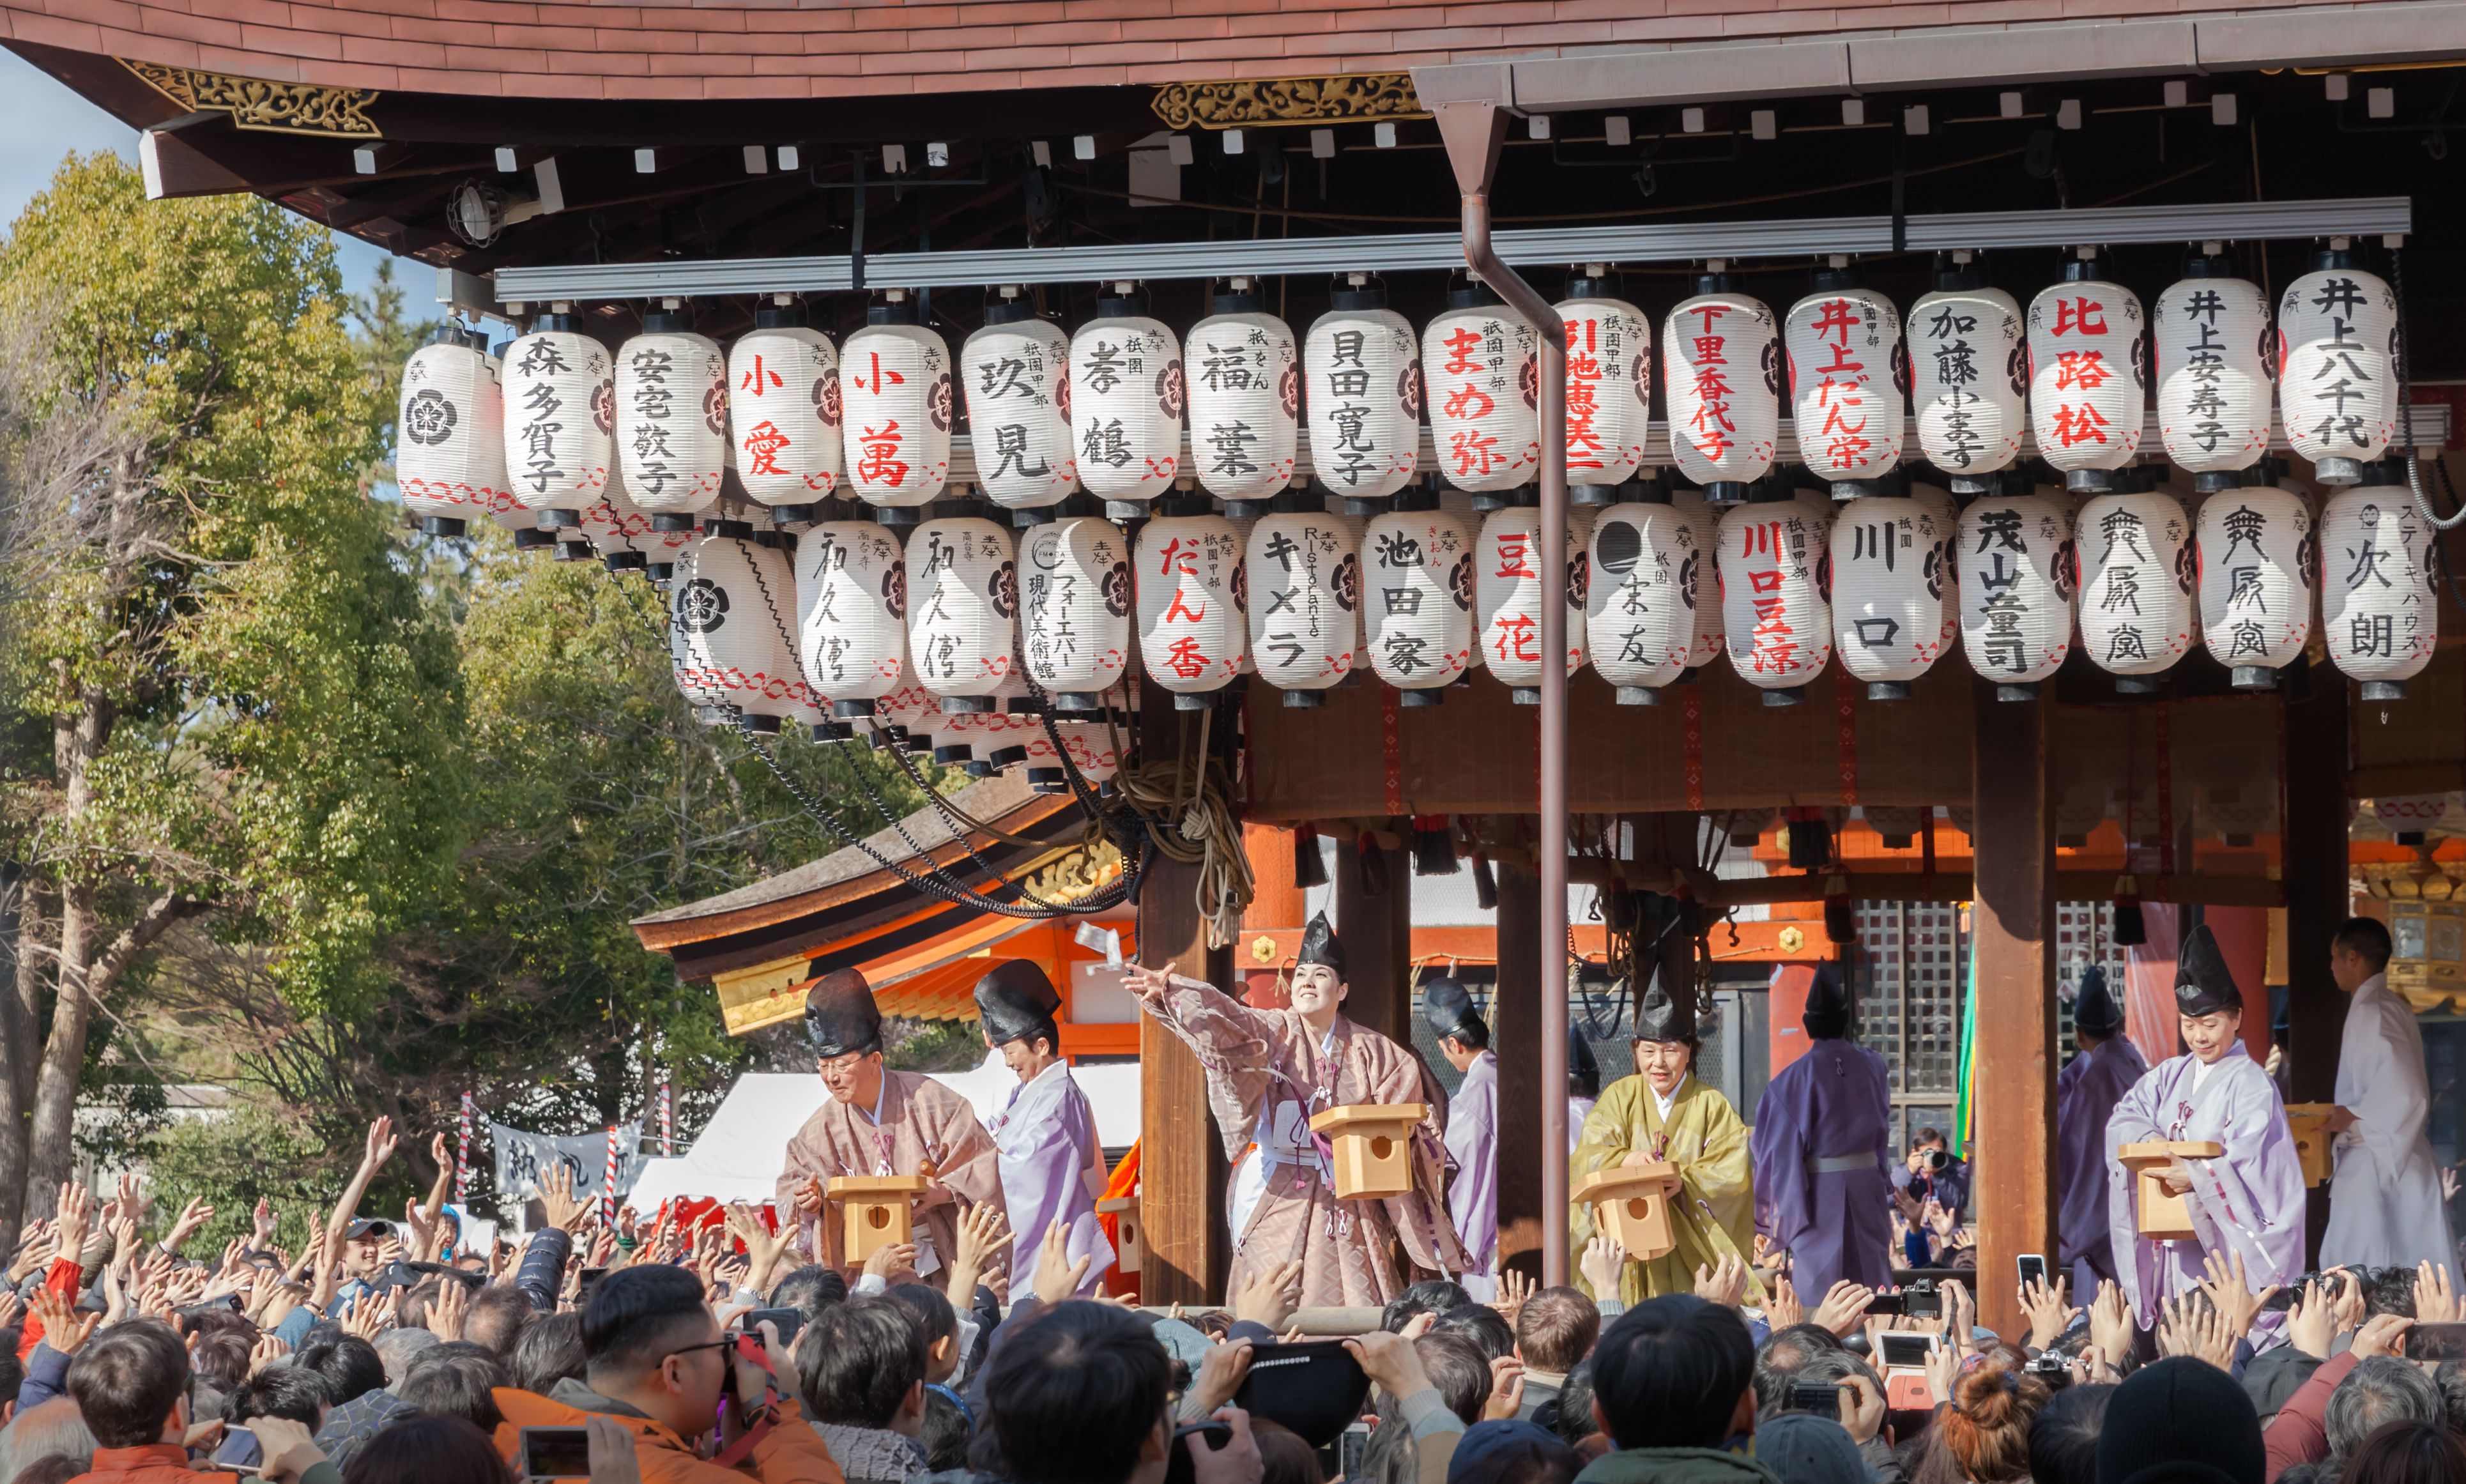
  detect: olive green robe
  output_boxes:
[1570,1071,1763,1305]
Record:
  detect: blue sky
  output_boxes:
[3,47,395,304]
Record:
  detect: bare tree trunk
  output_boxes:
[23,876,93,1218]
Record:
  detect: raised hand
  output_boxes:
[341,1287,400,1340]
[1188,1340,1255,1417]
[1764,1273,1804,1330]
[1342,1329,1434,1401]
[790,1177,825,1215]
[362,1117,399,1175]
[52,1181,94,1259]
[944,1202,1008,1304]
[1809,1280,1876,1340]
[252,1197,280,1249]
[2352,1312,2414,1361]
[1922,1336,1958,1406]
[2090,1280,2135,1369]
[1232,1258,1305,1331]
[861,1239,919,1285]
[1030,1219,1092,1306]
[1693,1253,1749,1309]
[1491,1269,1535,1327]
[1579,1233,1628,1298]
[2195,1248,2279,1345]
[2417,1262,2462,1325]
[249,1334,291,1377]
[28,1284,99,1355]
[1481,1355,1526,1421]
[430,1276,471,1342]
[2020,1275,2081,1352]
[539,1166,589,1234]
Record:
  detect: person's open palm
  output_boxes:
[1810,1280,1875,1339]
[1030,1219,1091,1305]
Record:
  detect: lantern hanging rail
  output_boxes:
[487,195,2410,303]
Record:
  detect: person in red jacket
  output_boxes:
[59,1320,259,1484]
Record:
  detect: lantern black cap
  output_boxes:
[974,960,1063,1047]
[1296,911,1346,978]
[2074,965,2124,1037]
[1421,977,1483,1044]
[1097,288,1147,318]
[1692,270,1736,295]
[1565,272,1618,300]
[1812,262,1865,293]
[2174,923,2242,1019]
[1931,253,1986,293]
[1212,283,1266,313]
[642,307,694,333]
[2060,254,2108,283]
[2180,252,2239,280]
[804,968,885,1058]
[1446,280,1504,310]
[2312,245,2359,272]
[983,293,1041,325]
[1634,975,1695,1044]
[531,311,577,333]
[1330,277,1388,312]
[754,302,807,330]
[867,295,921,326]
[1568,1023,1601,1099]
[1804,960,1851,1039]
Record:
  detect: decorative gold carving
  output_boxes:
[1151,73,1426,131]
[119,58,381,138]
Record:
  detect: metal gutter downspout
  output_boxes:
[1434,94,1570,1288]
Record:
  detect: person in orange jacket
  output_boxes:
[492,1264,844,1484]
[59,1321,255,1484]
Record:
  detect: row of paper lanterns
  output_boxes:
[641,453,2437,748]
[394,248,2408,539]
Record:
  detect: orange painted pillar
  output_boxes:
[1767,963,1818,1076]
[2206,906,2272,1063]
[1239,823,1302,1009]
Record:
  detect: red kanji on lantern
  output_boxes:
[2051,403,2111,447]
[1163,636,1210,678]
[1492,611,1539,664]
[740,356,785,395]
[1443,385,1496,420]
[853,352,906,393]
[2053,351,2110,390]
[742,419,791,477]
[1442,328,1485,375]
[1156,538,1197,577]
[1494,533,1536,579]
[2051,298,2108,337]
[1451,428,1501,476]
[1163,588,1207,624]
[855,420,910,484]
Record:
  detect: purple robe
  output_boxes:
[988,1060,1113,1297]
[1444,1050,1499,1297]
[2056,1036,2150,1296]
[1749,1038,1894,1294]
[2104,1042,2306,1327]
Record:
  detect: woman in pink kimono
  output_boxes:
[1126,913,1468,1306]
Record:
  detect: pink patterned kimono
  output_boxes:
[775,1069,1006,1290]
[1144,976,1468,1306]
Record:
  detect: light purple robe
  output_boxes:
[2103,1042,2305,1328]
[1444,1050,1499,1294]
[987,1060,1114,1297]
[2056,1036,2150,1296]
[1749,1038,1895,1294]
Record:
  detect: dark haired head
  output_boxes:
[295,1332,388,1407]
[1415,1331,1494,1427]
[889,1281,958,1343]
[2338,1419,2466,1484]
[463,1284,538,1356]
[1515,1288,1601,1375]
[13,1458,87,1484]
[2334,917,2393,973]
[1552,1363,1597,1449]
[1434,1304,1517,1362]
[64,1320,190,1450]
[401,1343,510,1434]
[795,1296,928,1430]
[511,1311,588,1395]
[584,1264,714,1379]
[190,1330,254,1396]
[1381,1280,1473,1334]
[771,1264,850,1320]
[984,1300,1170,1484]
[1591,1296,1754,1451]
[338,1414,515,1484]
[221,1365,331,1430]
[921,1384,972,1473]
[2028,1382,2113,1484]
[1253,1417,1327,1484]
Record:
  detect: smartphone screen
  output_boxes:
[744,1307,807,1349]
[2017,1254,2048,1291]
[519,1425,595,1480]
[2404,1324,2466,1363]
[1879,1333,1934,1370]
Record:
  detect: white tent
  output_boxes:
[627,1053,1143,1211]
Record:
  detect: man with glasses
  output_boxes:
[776,968,1006,1290]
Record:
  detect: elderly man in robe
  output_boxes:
[2056,967,2148,1296]
[976,958,1114,1295]
[2320,916,2453,1269]
[1426,975,1499,1301]
[1749,962,1894,1294]
[1572,979,1760,1304]
[2104,924,2305,1329]
[777,968,1006,1290]
[1125,913,1467,1306]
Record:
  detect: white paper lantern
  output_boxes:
[1828,494,1943,697]
[2196,482,2313,688]
[1247,501,1358,703]
[960,295,1076,510]
[496,315,609,525]
[1423,286,1541,494]
[1717,494,1833,702]
[2026,265,2146,489]
[398,328,511,535]
[2321,473,2437,698]
[1663,273,1780,498]
[2373,793,2449,844]
[728,304,842,506]
[1669,486,1727,668]
[1060,718,1122,784]
[1906,480,1962,657]
[670,524,806,729]
[1784,272,1904,489]
[2154,263,2273,486]
[907,514,1017,708]
[1557,276,1653,494]
[1021,516,1133,706]
[1304,283,1421,502]
[1957,487,2075,692]
[841,296,954,509]
[2074,477,2194,685]
[796,516,907,714]
[1071,287,1184,503]
[616,310,729,517]
[1907,266,2026,487]
[1135,509,1249,703]
[1184,284,1299,503]
[2279,254,2401,484]
[1586,495,1706,703]
[1473,504,1586,700]
[1363,498,1474,699]
[578,455,695,576]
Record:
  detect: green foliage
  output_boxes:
[142,1104,369,1254]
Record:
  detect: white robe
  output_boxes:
[2321,974,2453,1269]
[1444,1050,1499,1301]
[988,1058,1114,1296]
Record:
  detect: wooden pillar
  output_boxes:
[2283,672,2350,1264]
[1970,689,2056,1343]
[1494,861,1545,1283]
[1137,710,1230,1306]
[1334,837,1413,1041]
[1239,823,1305,1008]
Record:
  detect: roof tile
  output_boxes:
[134,6,245,47]
[240,19,342,54]
[548,44,644,70]
[1122,13,1228,38]
[600,71,703,96]
[95,24,203,65]
[394,62,503,91]
[344,32,445,63]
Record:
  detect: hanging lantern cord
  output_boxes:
[2394,247,2466,532]
[1107,703,1257,950]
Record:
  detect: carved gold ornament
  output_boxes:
[119,59,381,137]
[1151,73,1427,131]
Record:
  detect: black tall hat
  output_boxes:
[974,959,1062,1047]
[1296,911,1346,978]
[804,968,884,1058]
[2074,965,2124,1038]
[1634,974,1695,1043]
[2175,923,2242,1018]
[1804,960,1851,1037]
[1568,1023,1601,1099]
[1421,976,1482,1042]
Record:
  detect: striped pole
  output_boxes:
[660,1083,674,1158]
[604,1126,620,1223]
[456,1093,474,1204]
